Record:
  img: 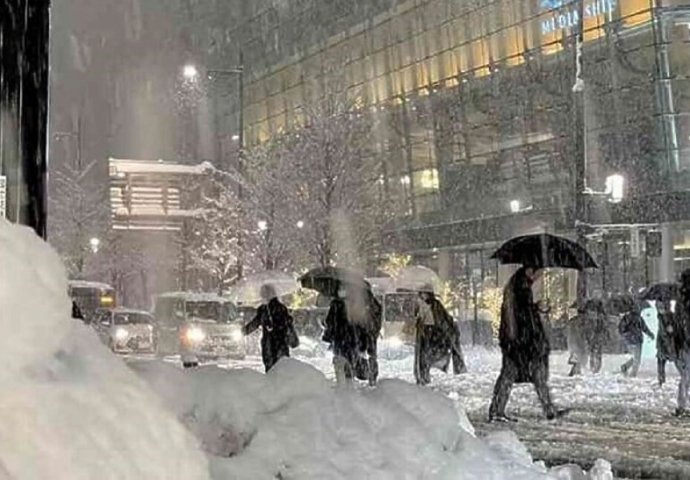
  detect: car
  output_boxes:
[92,308,156,354]
[69,280,116,324]
[153,292,245,367]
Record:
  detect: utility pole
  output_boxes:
[574,0,588,307]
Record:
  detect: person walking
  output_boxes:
[672,270,690,416]
[323,287,361,386]
[583,299,609,374]
[619,298,654,378]
[413,284,466,386]
[243,284,297,372]
[656,298,678,386]
[489,267,564,422]
[567,307,588,377]
[357,290,382,386]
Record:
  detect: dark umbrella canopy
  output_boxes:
[299,267,370,297]
[639,283,680,303]
[490,234,598,271]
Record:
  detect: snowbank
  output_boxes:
[0,220,208,480]
[133,357,609,480]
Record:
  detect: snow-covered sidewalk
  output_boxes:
[216,345,690,479]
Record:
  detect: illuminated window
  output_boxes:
[413,168,440,191]
[621,0,652,27]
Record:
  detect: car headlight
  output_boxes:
[230,327,244,342]
[185,327,206,343]
[114,328,129,341]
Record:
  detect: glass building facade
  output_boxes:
[222,0,690,295]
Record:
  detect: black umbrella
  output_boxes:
[490,233,598,271]
[639,282,679,303]
[299,267,370,297]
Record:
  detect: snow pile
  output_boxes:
[0,220,208,480]
[133,356,614,480]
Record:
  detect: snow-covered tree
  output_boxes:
[188,172,244,295]
[245,92,392,270]
[48,159,109,277]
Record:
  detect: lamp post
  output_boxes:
[183,55,246,279]
[574,0,588,308]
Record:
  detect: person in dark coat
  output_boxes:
[672,270,690,416]
[323,287,361,386]
[413,285,466,386]
[489,267,563,422]
[243,284,294,372]
[582,299,609,374]
[656,298,678,387]
[71,301,85,321]
[618,298,654,378]
[357,290,382,386]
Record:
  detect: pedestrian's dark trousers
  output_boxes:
[589,344,603,374]
[658,356,668,385]
[676,350,690,411]
[489,355,555,418]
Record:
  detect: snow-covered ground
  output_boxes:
[203,341,690,479]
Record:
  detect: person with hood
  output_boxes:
[322,286,361,386]
[243,284,297,372]
[489,267,564,422]
[672,270,690,416]
[618,297,654,378]
[413,284,467,386]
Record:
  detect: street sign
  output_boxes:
[630,227,641,258]
[0,175,6,219]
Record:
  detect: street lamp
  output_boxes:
[89,237,100,254]
[182,64,199,81]
[296,220,305,229]
[257,220,268,232]
[509,200,521,214]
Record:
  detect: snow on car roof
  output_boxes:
[68,280,114,290]
[157,292,233,303]
[107,307,153,316]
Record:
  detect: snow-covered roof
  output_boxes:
[68,280,114,291]
[109,158,213,176]
[156,292,233,303]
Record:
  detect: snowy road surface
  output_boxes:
[144,344,690,479]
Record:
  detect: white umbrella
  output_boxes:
[230,271,299,305]
[394,266,442,293]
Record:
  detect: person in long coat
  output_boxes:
[657,298,679,386]
[243,284,294,372]
[357,290,382,386]
[413,285,466,386]
[322,287,361,386]
[489,267,563,422]
[583,299,609,374]
[672,270,690,416]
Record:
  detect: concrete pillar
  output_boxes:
[438,250,451,282]
[658,223,675,282]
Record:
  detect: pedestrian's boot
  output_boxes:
[488,408,518,423]
[546,408,572,421]
[673,408,690,418]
